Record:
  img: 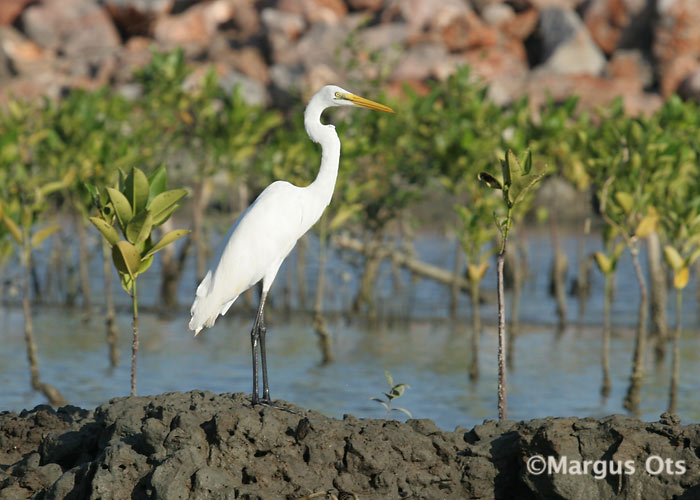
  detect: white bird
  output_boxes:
[189,85,394,404]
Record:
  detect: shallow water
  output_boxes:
[1,231,699,430]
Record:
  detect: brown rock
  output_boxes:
[227,0,261,38]
[0,26,49,75]
[226,46,269,84]
[462,38,529,105]
[153,0,233,51]
[0,0,33,26]
[584,0,653,55]
[526,71,662,116]
[606,49,653,90]
[385,79,432,99]
[182,62,269,105]
[441,8,500,52]
[392,43,469,82]
[654,0,700,96]
[503,7,538,40]
[277,0,348,25]
[678,66,700,101]
[303,63,342,97]
[22,0,121,55]
[381,0,456,38]
[659,55,699,98]
[262,8,306,63]
[113,36,154,82]
[346,0,385,11]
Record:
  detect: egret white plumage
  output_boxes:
[189,85,394,404]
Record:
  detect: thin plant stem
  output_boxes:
[131,279,139,397]
[22,243,40,391]
[669,289,682,414]
[102,241,119,368]
[623,244,648,413]
[601,272,612,399]
[497,246,507,420]
[494,206,512,420]
[76,211,92,320]
[469,277,481,381]
[313,214,333,365]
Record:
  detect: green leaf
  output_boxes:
[687,247,700,266]
[143,229,190,259]
[112,240,141,278]
[522,150,533,175]
[594,252,612,275]
[137,254,154,275]
[89,217,120,247]
[477,172,503,190]
[612,241,626,262]
[391,383,410,398]
[635,213,658,238]
[148,164,167,200]
[126,210,153,245]
[120,273,133,293]
[664,245,684,271]
[467,262,488,283]
[384,370,394,388]
[614,192,634,214]
[106,187,133,228]
[31,225,60,249]
[148,189,187,226]
[2,216,23,244]
[125,167,149,215]
[84,183,99,204]
[512,171,547,206]
[150,203,180,227]
[502,151,514,187]
[673,267,689,290]
[392,407,413,418]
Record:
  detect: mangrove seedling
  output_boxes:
[1,178,71,407]
[88,165,190,396]
[478,150,547,420]
[370,370,412,419]
[593,227,626,399]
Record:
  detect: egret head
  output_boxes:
[317,85,394,113]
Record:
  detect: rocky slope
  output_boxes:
[1,391,699,499]
[1,0,700,114]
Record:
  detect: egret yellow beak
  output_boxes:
[342,93,395,113]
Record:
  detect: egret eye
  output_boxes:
[334,92,342,100]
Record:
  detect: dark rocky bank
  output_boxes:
[1,391,700,499]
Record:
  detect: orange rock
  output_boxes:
[278,0,347,25]
[0,0,33,26]
[154,0,233,49]
[503,8,538,40]
[606,50,652,91]
[441,9,500,52]
[654,0,700,96]
[227,46,269,85]
[526,72,662,116]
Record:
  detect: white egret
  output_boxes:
[189,85,394,404]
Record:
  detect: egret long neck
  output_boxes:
[304,102,341,209]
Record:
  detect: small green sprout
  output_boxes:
[370,370,412,419]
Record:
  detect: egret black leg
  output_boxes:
[258,291,270,402]
[250,317,260,405]
[250,290,268,405]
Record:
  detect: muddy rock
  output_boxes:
[1,391,699,499]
